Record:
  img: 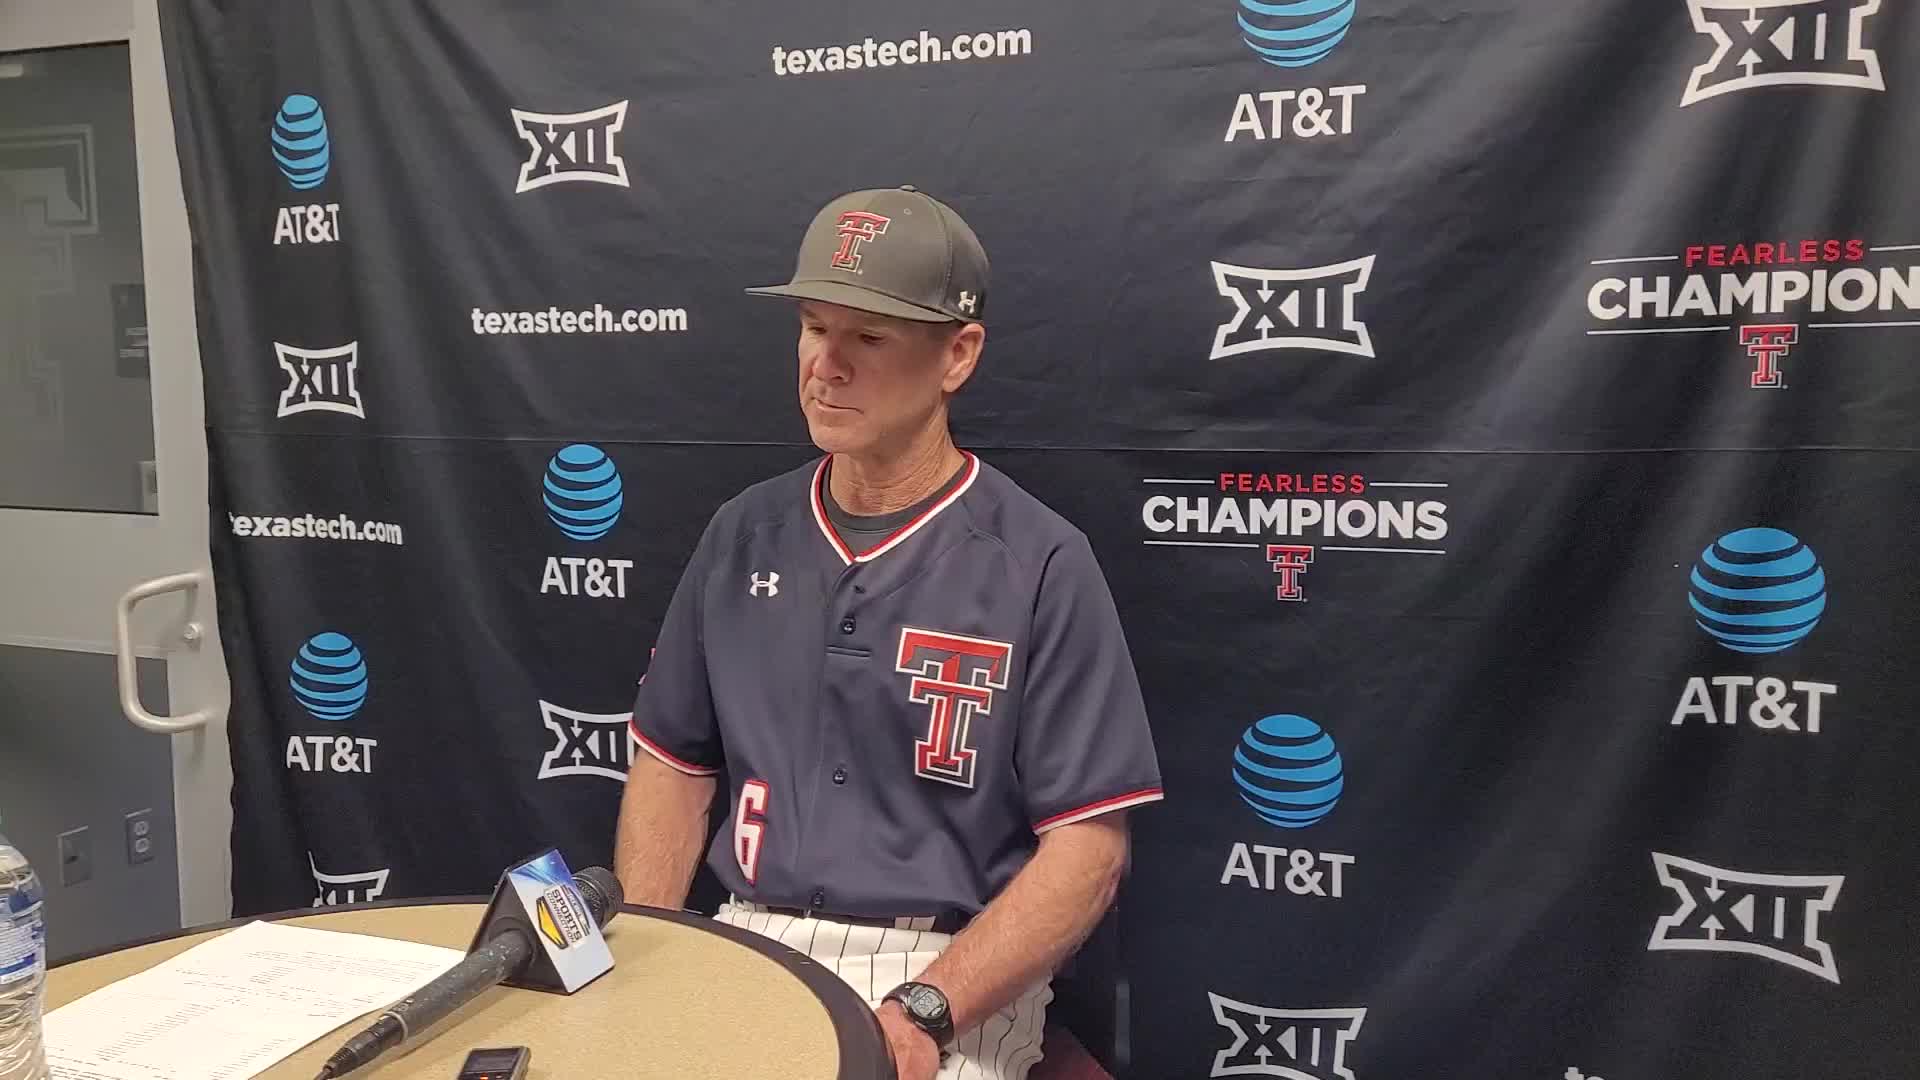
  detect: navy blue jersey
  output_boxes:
[630,452,1163,917]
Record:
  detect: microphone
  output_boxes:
[313,866,622,1079]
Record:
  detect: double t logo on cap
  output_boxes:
[830,211,891,273]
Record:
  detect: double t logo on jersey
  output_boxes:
[894,627,1014,789]
[1208,993,1366,1080]
[1649,852,1843,983]
[1211,257,1376,359]
[512,101,629,193]
[1680,0,1883,107]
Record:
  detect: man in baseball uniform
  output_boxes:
[614,186,1163,1080]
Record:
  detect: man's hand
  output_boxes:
[876,1001,941,1080]
[904,815,1129,1035]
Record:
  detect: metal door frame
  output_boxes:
[0,0,232,928]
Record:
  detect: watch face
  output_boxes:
[907,985,947,1021]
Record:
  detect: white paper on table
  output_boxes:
[43,919,465,1080]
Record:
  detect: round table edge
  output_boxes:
[51,896,895,1080]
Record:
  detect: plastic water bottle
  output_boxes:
[0,827,47,1080]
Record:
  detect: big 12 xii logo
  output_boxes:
[1679,0,1883,107]
[1209,993,1366,1080]
[537,700,637,782]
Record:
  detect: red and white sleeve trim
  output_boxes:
[628,719,720,777]
[1032,787,1165,834]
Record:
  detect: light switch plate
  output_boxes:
[57,826,91,885]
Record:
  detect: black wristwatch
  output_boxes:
[882,981,955,1048]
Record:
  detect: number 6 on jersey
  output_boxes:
[734,780,769,884]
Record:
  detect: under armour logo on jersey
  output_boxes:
[748,571,781,597]
[1680,0,1883,107]
[830,211,890,272]
[275,341,363,419]
[1208,993,1366,1080]
[1649,852,1843,983]
[309,855,389,908]
[1210,257,1376,360]
[537,700,638,782]
[511,101,629,193]
[895,627,1014,789]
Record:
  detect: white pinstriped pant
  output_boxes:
[716,900,1052,1080]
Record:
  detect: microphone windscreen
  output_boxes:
[574,866,623,928]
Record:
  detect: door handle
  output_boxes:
[116,570,225,733]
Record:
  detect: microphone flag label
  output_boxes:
[502,848,614,993]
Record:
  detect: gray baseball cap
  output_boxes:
[747,186,989,323]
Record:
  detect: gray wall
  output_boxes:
[0,644,180,962]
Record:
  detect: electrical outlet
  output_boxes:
[125,809,154,865]
[57,826,92,885]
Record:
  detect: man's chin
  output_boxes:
[805,418,866,456]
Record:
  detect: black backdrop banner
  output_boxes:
[159,1,1918,1076]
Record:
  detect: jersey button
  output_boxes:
[810,890,826,908]
[832,767,847,785]
[840,617,856,634]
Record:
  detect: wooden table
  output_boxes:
[47,898,895,1080]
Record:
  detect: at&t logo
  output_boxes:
[1208,993,1365,1080]
[1220,714,1354,900]
[512,102,629,193]
[1236,0,1354,68]
[1226,0,1364,144]
[539,444,633,600]
[1649,852,1843,983]
[537,701,637,782]
[310,854,389,907]
[1670,528,1836,733]
[1680,0,1882,107]
[270,93,341,246]
[286,632,376,774]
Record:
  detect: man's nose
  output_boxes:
[809,341,852,382]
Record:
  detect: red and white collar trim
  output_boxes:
[811,451,980,566]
